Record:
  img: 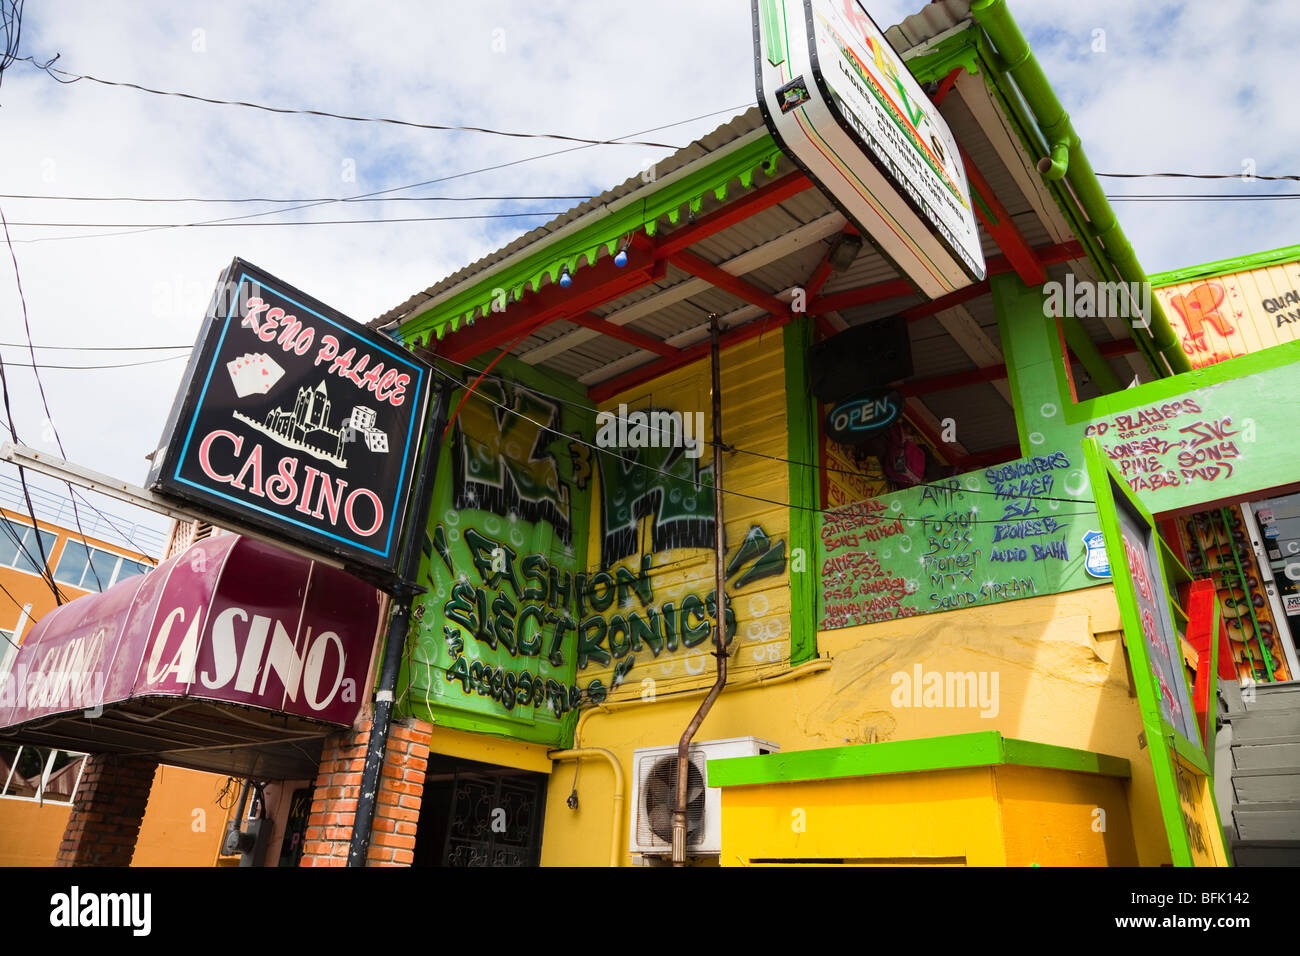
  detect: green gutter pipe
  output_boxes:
[970,31,1165,382]
[970,0,1193,376]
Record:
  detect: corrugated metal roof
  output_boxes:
[372,109,769,329]
[371,0,1144,457]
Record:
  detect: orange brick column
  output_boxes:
[299,717,432,867]
[56,754,158,867]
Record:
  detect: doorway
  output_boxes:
[413,755,547,867]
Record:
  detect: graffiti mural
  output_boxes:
[820,451,1098,628]
[596,429,714,566]
[454,378,572,544]
[1154,254,1300,369]
[399,366,597,746]
[1176,509,1291,683]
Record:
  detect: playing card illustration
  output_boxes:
[227,352,285,398]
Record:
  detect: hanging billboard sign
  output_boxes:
[149,258,432,582]
[753,0,985,299]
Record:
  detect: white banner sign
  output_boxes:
[753,0,985,298]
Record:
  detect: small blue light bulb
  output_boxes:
[559,265,572,288]
[614,248,628,267]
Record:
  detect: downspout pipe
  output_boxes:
[547,748,625,867]
[970,0,1193,376]
[347,380,452,867]
[671,313,729,867]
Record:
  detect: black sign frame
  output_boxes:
[149,257,432,585]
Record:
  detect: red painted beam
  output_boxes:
[897,362,1006,396]
[809,240,1084,320]
[652,171,813,258]
[564,311,678,359]
[441,248,665,363]
[804,224,859,303]
[899,337,1137,397]
[589,314,793,404]
[809,279,915,314]
[587,239,1090,402]
[667,249,791,318]
[961,145,1047,287]
[932,67,963,106]
[960,443,1021,469]
[901,279,989,322]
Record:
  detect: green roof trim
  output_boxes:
[1148,240,1300,289]
[396,133,788,348]
[901,24,982,85]
[706,731,1131,787]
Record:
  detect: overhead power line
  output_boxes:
[21,54,686,149]
[10,102,751,246]
[1098,171,1300,182]
[1106,194,1300,202]
[7,211,568,229]
[0,353,188,370]
[0,192,596,204]
[0,341,190,351]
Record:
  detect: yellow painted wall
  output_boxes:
[717,763,1137,867]
[0,764,231,866]
[132,765,233,866]
[0,797,72,866]
[539,584,1173,866]
[579,333,792,697]
[721,767,1006,865]
[997,765,1137,866]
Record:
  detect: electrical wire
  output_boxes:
[1098,172,1300,182]
[0,353,188,371]
[1,200,153,588]
[1106,194,1300,202]
[0,341,190,351]
[0,0,21,91]
[430,365,1098,524]
[10,103,752,246]
[0,192,596,204]
[8,211,569,229]
[19,55,685,149]
[428,350,1094,505]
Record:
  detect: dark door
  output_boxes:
[414,758,547,867]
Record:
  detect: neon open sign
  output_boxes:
[825,389,902,444]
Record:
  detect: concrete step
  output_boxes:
[1230,841,1300,866]
[1231,735,1300,769]
[1224,709,1300,741]
[1233,802,1300,842]
[1231,766,1300,803]
[1241,680,1300,711]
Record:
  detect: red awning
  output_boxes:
[0,535,382,779]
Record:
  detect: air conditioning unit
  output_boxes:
[629,736,779,857]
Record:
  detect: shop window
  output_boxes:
[53,541,151,593]
[0,518,57,577]
[0,745,87,804]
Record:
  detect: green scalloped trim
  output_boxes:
[397,132,787,346]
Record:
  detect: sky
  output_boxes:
[1,0,1297,556]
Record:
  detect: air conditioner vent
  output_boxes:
[629,736,779,857]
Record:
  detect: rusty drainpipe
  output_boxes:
[672,313,728,867]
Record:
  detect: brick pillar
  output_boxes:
[299,717,431,867]
[56,754,158,867]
